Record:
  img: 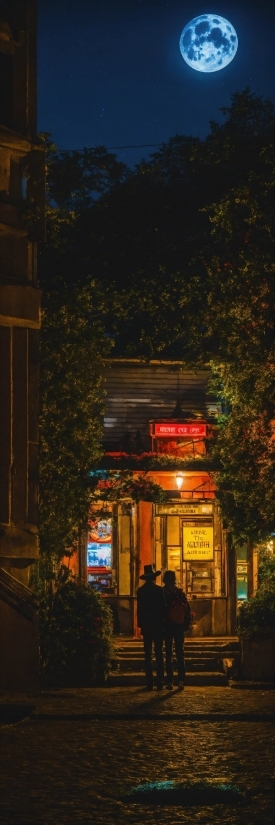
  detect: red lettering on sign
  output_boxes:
[154,423,207,437]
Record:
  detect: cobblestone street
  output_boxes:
[1,687,274,825]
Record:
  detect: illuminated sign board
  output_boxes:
[87,518,112,568]
[183,525,214,560]
[153,423,207,437]
[156,503,213,515]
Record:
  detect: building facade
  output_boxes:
[0,1,44,692]
[85,360,240,637]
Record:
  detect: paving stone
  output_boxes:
[0,688,274,825]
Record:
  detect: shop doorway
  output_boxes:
[162,516,216,596]
[155,503,225,599]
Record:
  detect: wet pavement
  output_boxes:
[0,687,274,824]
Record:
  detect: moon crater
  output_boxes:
[179,14,238,73]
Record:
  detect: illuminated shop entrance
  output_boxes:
[155,501,228,635]
[155,502,226,633]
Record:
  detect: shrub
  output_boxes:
[39,579,114,686]
[238,547,275,638]
[238,588,275,638]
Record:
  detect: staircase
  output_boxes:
[108,637,240,687]
[0,567,40,693]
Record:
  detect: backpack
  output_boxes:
[167,591,192,630]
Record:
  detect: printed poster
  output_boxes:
[183,525,214,560]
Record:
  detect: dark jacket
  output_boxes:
[137,580,166,634]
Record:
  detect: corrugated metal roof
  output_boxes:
[102,361,219,451]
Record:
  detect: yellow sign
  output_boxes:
[183,525,214,560]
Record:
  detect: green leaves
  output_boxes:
[39,133,129,209]
[238,547,275,637]
[39,285,111,560]
[39,579,114,686]
[89,470,167,505]
[211,409,275,543]
[204,121,275,542]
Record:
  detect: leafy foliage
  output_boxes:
[238,547,275,638]
[97,452,214,471]
[258,546,275,589]
[39,90,275,359]
[211,410,275,543]
[40,134,129,210]
[83,88,275,360]
[92,471,167,504]
[39,285,110,561]
[39,578,114,686]
[202,161,275,361]
[205,128,275,541]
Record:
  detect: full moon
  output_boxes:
[179,14,238,73]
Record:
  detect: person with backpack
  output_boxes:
[137,564,166,691]
[162,569,192,690]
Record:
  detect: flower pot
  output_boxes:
[240,631,275,681]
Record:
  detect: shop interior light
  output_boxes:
[175,473,184,490]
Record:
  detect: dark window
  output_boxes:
[21,173,27,200]
[0,52,13,128]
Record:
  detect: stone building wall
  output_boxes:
[0,1,45,692]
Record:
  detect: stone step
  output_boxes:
[116,645,224,661]
[113,648,230,657]
[112,658,221,673]
[107,671,228,687]
[115,643,239,653]
[115,637,233,641]
[112,646,237,659]
[186,661,220,672]
[111,638,239,686]
[114,636,238,643]
[112,645,231,661]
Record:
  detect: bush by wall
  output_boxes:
[39,579,114,686]
[238,547,275,638]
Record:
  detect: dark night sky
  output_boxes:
[38,0,275,165]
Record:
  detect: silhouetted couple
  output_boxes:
[137,564,191,691]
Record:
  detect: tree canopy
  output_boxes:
[39,88,275,550]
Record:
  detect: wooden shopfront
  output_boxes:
[85,360,236,636]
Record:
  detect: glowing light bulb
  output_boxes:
[175,473,184,490]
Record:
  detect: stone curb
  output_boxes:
[29,711,275,722]
[229,680,275,690]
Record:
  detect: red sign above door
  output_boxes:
[153,423,207,437]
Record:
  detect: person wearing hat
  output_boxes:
[137,564,166,691]
[162,569,191,690]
